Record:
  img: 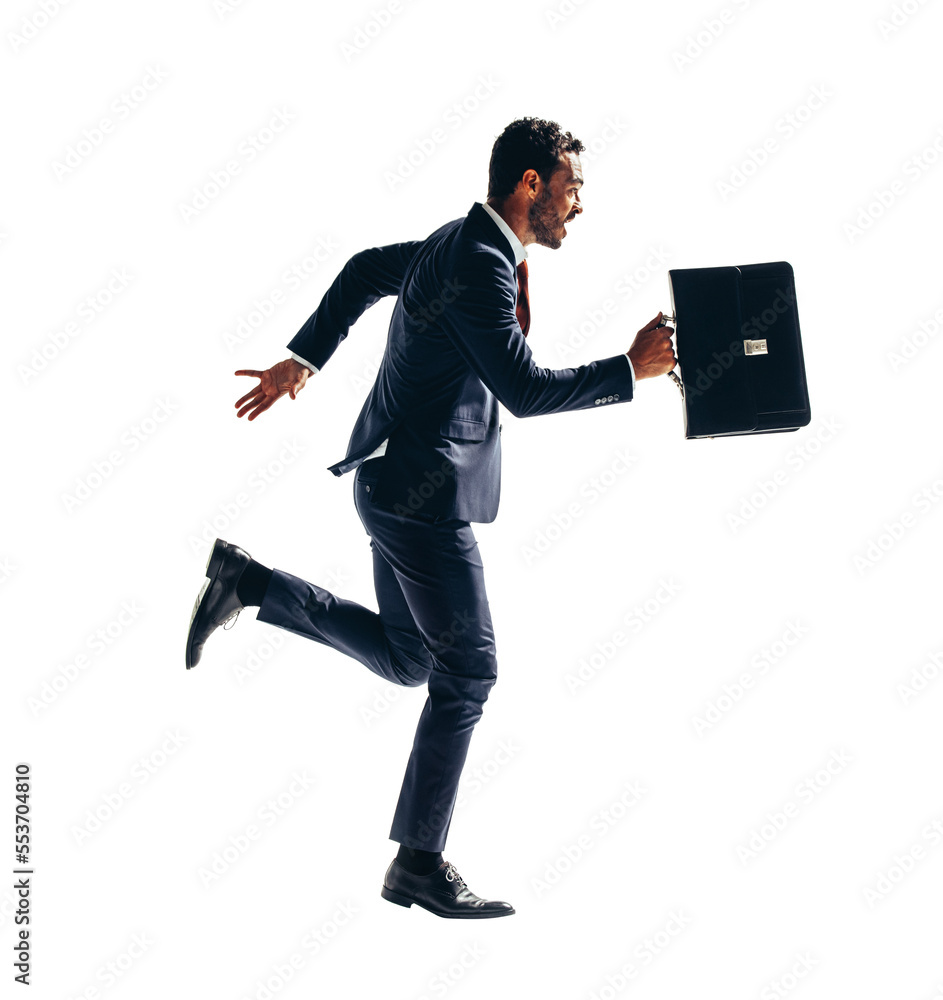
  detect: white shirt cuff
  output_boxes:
[624,353,635,393]
[291,351,319,374]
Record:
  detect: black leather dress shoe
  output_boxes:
[185,538,251,670]
[380,859,515,918]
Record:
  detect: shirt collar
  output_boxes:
[481,201,528,266]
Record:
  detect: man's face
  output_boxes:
[528,151,584,249]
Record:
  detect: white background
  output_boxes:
[4,0,943,997]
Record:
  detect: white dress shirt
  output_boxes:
[289,201,636,461]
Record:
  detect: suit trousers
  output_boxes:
[255,457,498,851]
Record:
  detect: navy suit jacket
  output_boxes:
[287,202,634,523]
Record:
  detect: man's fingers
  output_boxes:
[235,370,266,410]
[237,398,265,419]
[235,385,264,408]
[236,387,268,417]
[246,397,275,421]
[642,311,664,332]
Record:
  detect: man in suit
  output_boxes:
[186,117,677,918]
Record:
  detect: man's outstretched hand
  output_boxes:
[235,358,310,420]
[627,312,678,380]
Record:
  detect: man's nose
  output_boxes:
[572,199,583,215]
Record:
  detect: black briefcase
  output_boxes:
[663,261,811,439]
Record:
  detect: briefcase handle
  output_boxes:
[656,312,684,398]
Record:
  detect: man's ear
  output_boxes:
[520,168,540,201]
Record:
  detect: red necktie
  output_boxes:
[516,259,530,338]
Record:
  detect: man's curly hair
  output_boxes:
[487,117,585,201]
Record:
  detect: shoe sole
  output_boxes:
[185,540,228,670]
[380,885,515,918]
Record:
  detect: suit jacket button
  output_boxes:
[365,485,371,492]
[614,394,619,400]
[607,395,613,402]
[594,398,600,405]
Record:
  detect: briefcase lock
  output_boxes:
[744,339,768,355]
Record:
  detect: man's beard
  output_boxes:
[528,188,565,249]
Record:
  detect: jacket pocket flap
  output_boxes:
[440,416,487,441]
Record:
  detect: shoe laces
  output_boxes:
[444,862,466,887]
[222,609,240,631]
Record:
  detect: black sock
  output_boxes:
[236,559,273,607]
[396,844,443,876]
